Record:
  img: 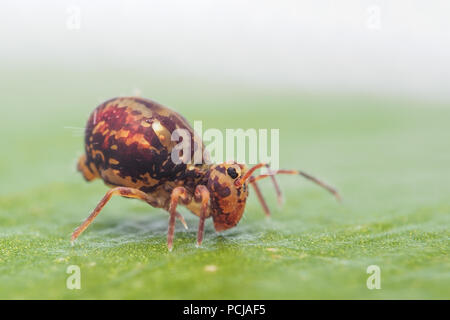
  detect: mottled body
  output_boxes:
[77,97,250,231]
[74,97,339,250]
[78,98,209,214]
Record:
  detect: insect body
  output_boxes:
[73,97,340,250]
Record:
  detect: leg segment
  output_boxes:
[194,185,210,247]
[167,187,191,251]
[237,163,341,201]
[265,164,283,206]
[175,211,188,230]
[248,163,283,217]
[252,170,341,201]
[250,178,271,217]
[72,187,159,242]
[71,186,187,243]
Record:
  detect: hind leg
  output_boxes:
[71,187,187,243]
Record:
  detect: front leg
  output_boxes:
[249,178,270,217]
[167,187,191,251]
[194,185,210,247]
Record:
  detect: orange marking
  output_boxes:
[91,150,105,162]
[92,121,106,134]
[115,129,130,139]
[109,158,119,165]
[125,133,148,147]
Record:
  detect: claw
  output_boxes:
[176,212,188,230]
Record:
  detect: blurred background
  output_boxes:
[0,1,449,299]
[2,0,450,99]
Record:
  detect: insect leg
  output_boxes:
[77,154,100,182]
[71,187,159,243]
[175,211,189,230]
[264,164,283,206]
[249,178,271,217]
[167,187,191,251]
[250,168,341,201]
[194,185,210,247]
[246,164,284,217]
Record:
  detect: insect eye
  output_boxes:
[227,167,238,179]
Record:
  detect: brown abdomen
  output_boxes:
[78,97,203,193]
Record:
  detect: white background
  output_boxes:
[1,0,449,101]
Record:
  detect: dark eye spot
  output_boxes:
[227,167,238,179]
